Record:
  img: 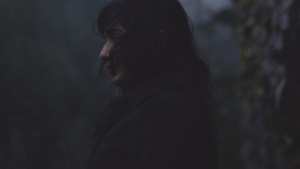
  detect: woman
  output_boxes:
[88,0,218,168]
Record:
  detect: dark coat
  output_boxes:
[88,87,217,169]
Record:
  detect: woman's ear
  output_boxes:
[157,29,167,54]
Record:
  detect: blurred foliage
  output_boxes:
[236,0,300,168]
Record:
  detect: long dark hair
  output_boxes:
[94,0,216,140]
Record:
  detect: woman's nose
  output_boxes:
[100,46,109,61]
[100,41,113,61]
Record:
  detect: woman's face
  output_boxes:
[100,24,130,86]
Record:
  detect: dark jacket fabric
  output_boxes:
[88,85,217,169]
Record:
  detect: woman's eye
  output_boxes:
[109,36,117,41]
[109,35,119,42]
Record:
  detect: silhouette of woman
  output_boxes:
[88,0,218,168]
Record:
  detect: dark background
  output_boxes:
[0,0,299,169]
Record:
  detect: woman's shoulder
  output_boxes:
[125,89,217,169]
[130,88,207,124]
[127,88,216,152]
[139,88,202,109]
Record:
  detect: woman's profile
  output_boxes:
[88,0,218,168]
